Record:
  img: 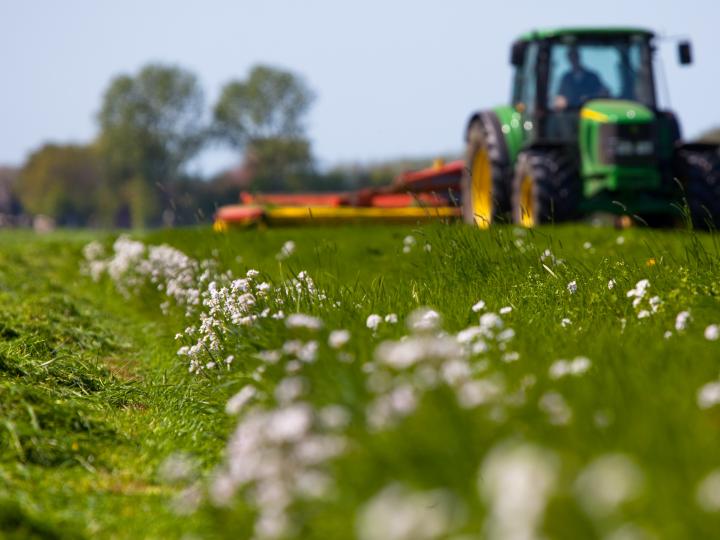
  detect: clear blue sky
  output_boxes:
[1,0,717,176]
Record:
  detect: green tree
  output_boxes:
[213,65,315,191]
[16,144,103,225]
[97,64,206,228]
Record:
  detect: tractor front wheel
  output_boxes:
[511,148,581,227]
[674,146,720,229]
[461,116,510,228]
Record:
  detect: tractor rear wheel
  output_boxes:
[674,146,720,229]
[511,147,581,227]
[461,115,510,228]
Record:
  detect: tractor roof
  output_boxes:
[518,27,654,41]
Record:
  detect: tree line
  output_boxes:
[4,64,366,228]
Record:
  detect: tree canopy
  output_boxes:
[97,64,206,227]
[213,65,316,191]
[213,65,314,146]
[16,144,103,225]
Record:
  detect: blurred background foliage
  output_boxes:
[2,63,458,229]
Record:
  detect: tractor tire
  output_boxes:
[511,147,581,227]
[674,146,720,229]
[461,114,511,228]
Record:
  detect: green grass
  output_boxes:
[1,223,720,539]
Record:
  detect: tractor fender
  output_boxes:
[464,110,511,167]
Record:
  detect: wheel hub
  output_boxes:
[471,148,492,229]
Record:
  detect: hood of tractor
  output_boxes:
[579,99,661,198]
[580,99,654,124]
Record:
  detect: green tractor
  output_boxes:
[462,27,720,228]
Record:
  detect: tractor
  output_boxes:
[462,27,720,228]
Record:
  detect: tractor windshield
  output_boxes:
[548,38,655,110]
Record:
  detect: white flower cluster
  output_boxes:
[356,483,463,540]
[211,400,347,540]
[548,357,592,380]
[366,313,399,332]
[402,235,416,254]
[365,307,520,429]
[626,279,661,319]
[177,270,288,373]
[283,270,328,304]
[481,442,558,540]
[82,236,339,377]
[82,236,214,315]
[484,444,647,539]
[540,248,563,267]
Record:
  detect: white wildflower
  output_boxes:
[472,300,486,313]
[697,381,720,409]
[226,385,257,415]
[298,341,319,363]
[675,311,691,331]
[356,484,462,540]
[499,306,513,315]
[696,470,720,512]
[385,313,398,324]
[705,324,720,341]
[407,308,442,334]
[328,329,350,349]
[569,356,591,375]
[285,313,323,331]
[366,314,383,331]
[608,279,616,290]
[479,312,503,332]
[158,452,197,484]
[574,454,643,517]
[456,326,483,344]
[626,279,650,299]
[583,241,592,249]
[457,378,504,408]
[275,377,306,405]
[567,281,577,294]
[561,318,572,328]
[276,240,296,260]
[539,392,572,425]
[375,335,462,370]
[480,442,558,540]
[318,405,350,430]
[497,328,515,342]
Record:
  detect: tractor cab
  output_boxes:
[510,29,660,143]
[461,27,719,229]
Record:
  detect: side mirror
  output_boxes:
[678,41,692,65]
[510,41,526,67]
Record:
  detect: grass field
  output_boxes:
[2,223,720,539]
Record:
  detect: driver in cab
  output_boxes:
[554,46,609,110]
